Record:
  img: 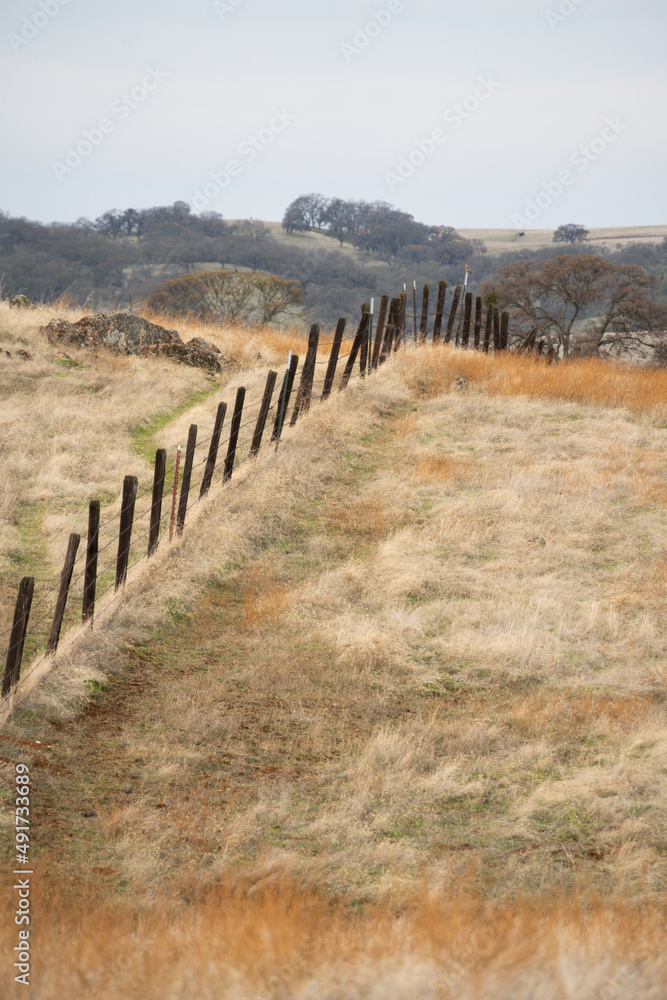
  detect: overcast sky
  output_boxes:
[1,0,665,229]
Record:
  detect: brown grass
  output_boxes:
[400,345,667,416]
[1,305,666,996]
[2,878,665,1000]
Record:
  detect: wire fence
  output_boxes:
[1,281,522,703]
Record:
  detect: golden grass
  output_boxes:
[400,345,667,416]
[1,305,666,995]
[2,878,665,1000]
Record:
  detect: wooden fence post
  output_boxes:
[200,403,228,496]
[483,306,493,353]
[500,311,510,351]
[461,292,473,348]
[250,372,277,456]
[493,308,501,351]
[148,449,167,556]
[432,280,447,343]
[358,304,371,376]
[341,310,370,387]
[291,323,320,425]
[116,476,138,590]
[177,424,198,535]
[46,533,81,655]
[82,500,100,623]
[322,319,346,399]
[444,285,462,343]
[371,295,388,369]
[2,577,35,697]
[223,387,246,481]
[473,296,483,349]
[379,299,398,364]
[272,355,299,442]
[398,292,408,348]
[419,284,430,342]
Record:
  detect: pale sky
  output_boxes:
[1,0,665,229]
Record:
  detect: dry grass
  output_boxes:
[0,306,666,995]
[1,879,665,999]
[400,345,667,416]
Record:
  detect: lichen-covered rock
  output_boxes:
[138,342,222,373]
[186,336,221,355]
[41,313,181,353]
[9,295,34,309]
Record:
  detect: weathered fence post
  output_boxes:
[493,307,501,351]
[200,403,228,496]
[82,500,100,623]
[291,324,320,425]
[461,292,473,348]
[379,298,398,364]
[358,304,371,376]
[2,577,35,697]
[398,292,408,347]
[432,280,447,343]
[371,295,388,369]
[322,318,346,399]
[148,449,167,556]
[483,306,493,353]
[272,354,299,442]
[169,446,182,543]
[115,475,138,591]
[444,286,462,343]
[473,296,483,349]
[250,373,277,456]
[341,309,370,387]
[419,284,430,342]
[177,424,198,535]
[223,387,246,481]
[46,533,81,655]
[500,311,510,351]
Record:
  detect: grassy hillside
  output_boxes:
[0,308,666,997]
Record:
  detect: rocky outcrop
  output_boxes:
[9,295,34,309]
[40,313,232,373]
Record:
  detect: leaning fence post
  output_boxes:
[432,280,447,343]
[322,319,346,399]
[2,577,35,697]
[200,403,228,496]
[250,372,277,456]
[46,533,81,655]
[223,387,246,481]
[419,284,430,342]
[82,500,100,623]
[148,449,167,556]
[483,306,493,353]
[291,323,320,425]
[177,424,198,535]
[444,286,462,344]
[461,292,473,348]
[381,298,398,362]
[341,309,370,387]
[116,476,138,590]
[371,295,388,369]
[500,311,510,351]
[272,354,299,443]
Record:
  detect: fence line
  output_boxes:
[1,281,525,704]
